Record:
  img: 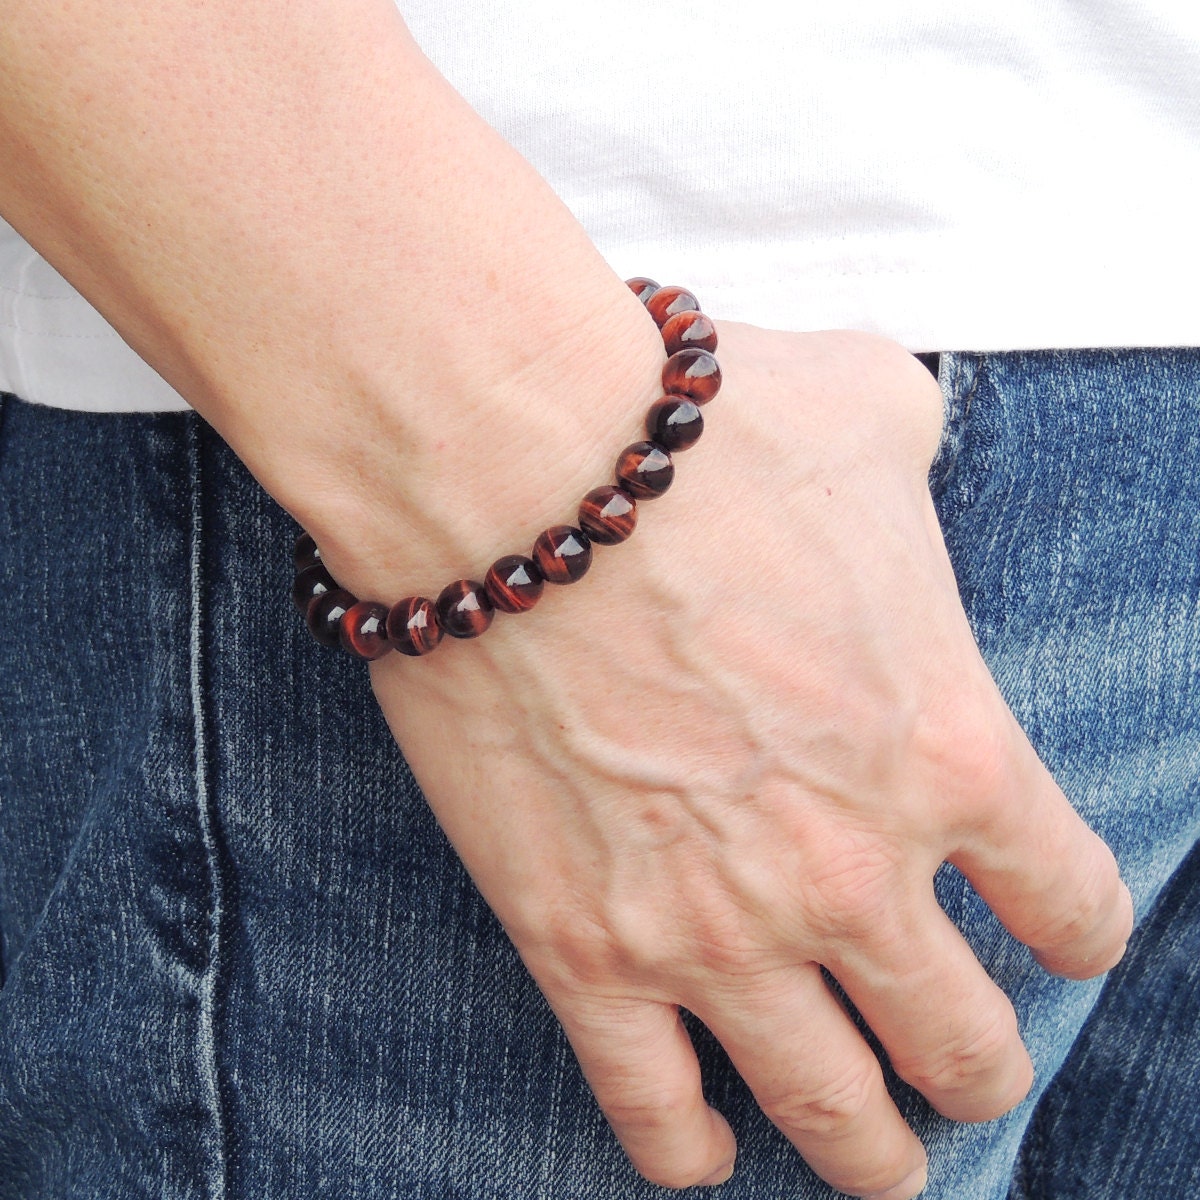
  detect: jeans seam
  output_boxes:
[0,393,9,489]
[928,353,984,511]
[189,416,229,1200]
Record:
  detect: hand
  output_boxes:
[0,0,1131,1186]
[368,323,1134,1198]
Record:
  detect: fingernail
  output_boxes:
[866,1163,928,1200]
[697,1160,735,1187]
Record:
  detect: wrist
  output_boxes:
[294,267,668,601]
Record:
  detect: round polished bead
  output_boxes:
[339,600,391,660]
[306,588,356,649]
[647,395,704,451]
[615,441,675,499]
[662,347,722,404]
[626,276,660,303]
[386,596,444,657]
[484,554,544,614]
[436,579,495,639]
[645,285,700,329]
[532,525,593,584]
[578,485,638,545]
[660,309,718,356]
[293,531,322,571]
[292,562,336,612]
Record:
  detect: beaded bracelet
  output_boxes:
[292,278,721,659]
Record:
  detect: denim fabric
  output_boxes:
[0,348,1197,1200]
[1010,838,1200,1200]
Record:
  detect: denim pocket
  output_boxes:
[0,399,225,1197]
[927,353,981,501]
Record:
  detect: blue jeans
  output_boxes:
[1,348,1198,1199]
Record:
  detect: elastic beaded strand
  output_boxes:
[387,596,443,656]
[578,485,638,545]
[293,562,335,612]
[626,277,659,303]
[645,286,699,329]
[662,347,721,404]
[436,579,495,639]
[306,588,355,649]
[646,396,704,451]
[340,600,391,660]
[293,531,322,571]
[532,525,593,585]
[485,554,545,613]
[661,309,718,356]
[615,441,675,499]
[294,278,718,657]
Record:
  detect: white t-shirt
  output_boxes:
[3,0,1199,412]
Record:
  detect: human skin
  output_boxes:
[0,1,1134,1196]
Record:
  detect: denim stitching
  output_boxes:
[928,353,966,496]
[188,417,229,1199]
[938,353,981,490]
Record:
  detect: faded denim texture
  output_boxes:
[0,348,1198,1199]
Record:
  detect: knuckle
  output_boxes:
[902,1015,1015,1098]
[1036,894,1106,955]
[519,907,626,992]
[921,692,1016,812]
[604,1079,699,1134]
[690,918,773,979]
[1031,843,1121,952]
[760,1060,877,1138]
[802,843,905,942]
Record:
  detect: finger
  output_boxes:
[694,964,928,1199]
[827,891,1034,1123]
[951,712,1134,979]
[553,994,736,1189]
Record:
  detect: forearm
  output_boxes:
[0,0,661,592]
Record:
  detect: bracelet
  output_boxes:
[292,278,721,659]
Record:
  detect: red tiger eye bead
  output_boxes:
[292,563,336,612]
[532,525,593,584]
[293,531,322,571]
[578,485,638,545]
[662,347,722,404]
[386,596,443,657]
[645,285,700,329]
[661,309,718,356]
[626,276,660,303]
[306,588,356,649]
[647,396,704,451]
[484,554,544,613]
[615,441,675,499]
[436,579,495,639]
[339,600,391,660]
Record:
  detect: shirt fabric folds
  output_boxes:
[2,0,1199,412]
